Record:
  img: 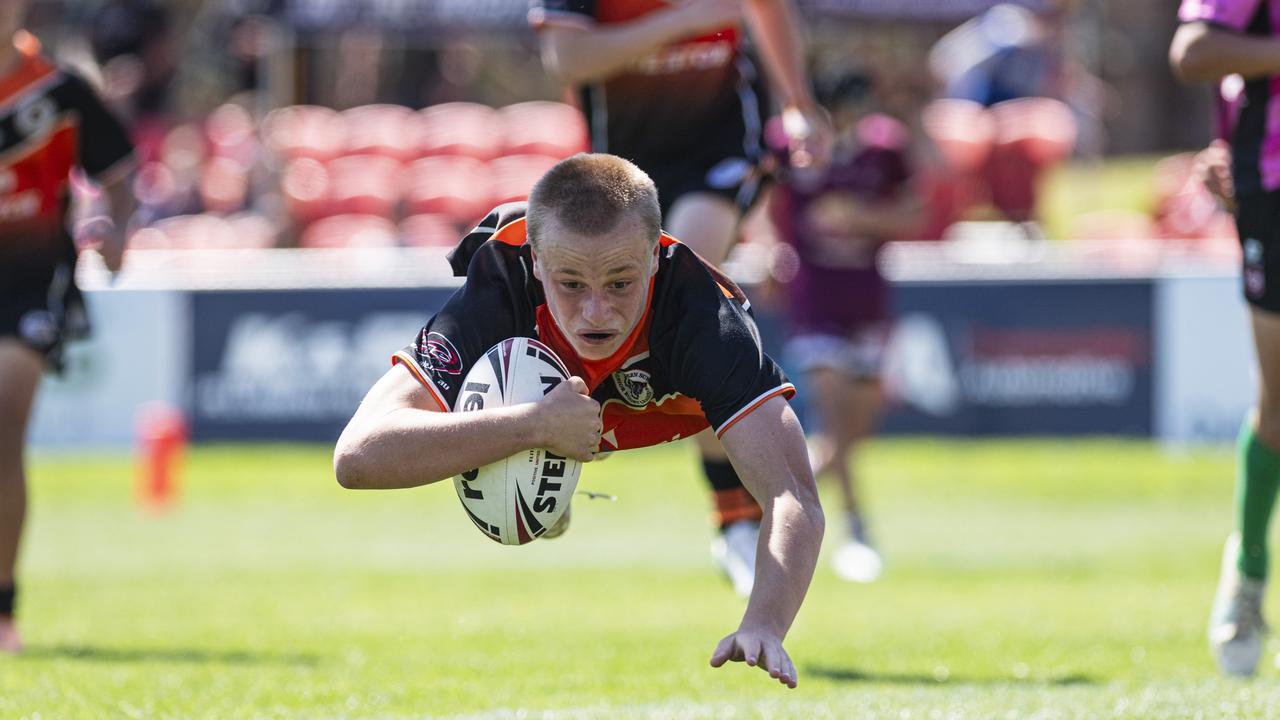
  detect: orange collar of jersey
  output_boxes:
[492,216,677,392]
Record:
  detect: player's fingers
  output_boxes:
[779,648,797,688]
[709,635,737,667]
[741,636,761,667]
[759,642,781,679]
[567,376,589,395]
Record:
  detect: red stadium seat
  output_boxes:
[298,214,397,249]
[921,99,994,173]
[146,213,272,249]
[419,102,504,161]
[263,105,348,163]
[199,156,249,215]
[326,154,405,219]
[405,155,492,224]
[499,101,588,159]
[281,157,332,225]
[990,97,1077,165]
[488,154,561,205]
[400,213,460,247]
[341,104,424,163]
[205,103,257,168]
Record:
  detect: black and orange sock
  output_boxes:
[702,458,763,530]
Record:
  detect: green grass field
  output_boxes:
[1,440,1276,719]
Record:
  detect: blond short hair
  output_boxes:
[526,153,661,249]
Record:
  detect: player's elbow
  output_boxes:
[1169,24,1225,83]
[334,437,374,489]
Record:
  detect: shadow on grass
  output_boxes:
[807,665,1096,687]
[22,644,320,666]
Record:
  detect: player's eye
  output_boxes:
[560,281,584,291]
[607,280,632,291]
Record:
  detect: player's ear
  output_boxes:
[649,242,660,276]
[530,245,543,281]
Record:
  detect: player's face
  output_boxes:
[532,213,659,361]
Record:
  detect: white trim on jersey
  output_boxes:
[714,383,797,438]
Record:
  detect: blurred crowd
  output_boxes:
[33,0,1233,257]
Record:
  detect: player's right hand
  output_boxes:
[671,0,743,34]
[534,376,602,462]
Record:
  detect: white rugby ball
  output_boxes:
[453,337,582,545]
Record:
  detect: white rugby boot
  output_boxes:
[1209,534,1268,677]
[711,520,758,598]
[832,513,883,583]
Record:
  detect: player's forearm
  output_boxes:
[334,404,543,490]
[541,12,704,85]
[1171,23,1280,82]
[743,0,816,112]
[739,487,824,637]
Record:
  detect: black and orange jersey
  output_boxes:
[0,35,134,269]
[393,203,794,451]
[528,0,764,170]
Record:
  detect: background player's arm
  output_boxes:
[539,0,742,85]
[334,365,600,490]
[741,0,830,164]
[807,189,925,239]
[94,165,137,274]
[742,0,815,113]
[1170,21,1280,82]
[710,395,824,688]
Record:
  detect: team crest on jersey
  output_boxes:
[419,332,462,375]
[15,96,56,139]
[612,368,654,408]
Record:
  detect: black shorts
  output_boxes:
[1236,191,1280,314]
[644,150,767,218]
[1,259,88,370]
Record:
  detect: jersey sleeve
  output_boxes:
[392,243,533,411]
[656,246,795,436]
[528,0,595,31]
[1178,0,1261,31]
[60,72,135,182]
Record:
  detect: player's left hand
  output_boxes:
[709,627,798,689]
[76,215,127,274]
[782,105,834,171]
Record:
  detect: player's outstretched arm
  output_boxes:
[742,0,831,166]
[539,0,742,86]
[1170,21,1280,82]
[710,395,824,689]
[334,365,601,490]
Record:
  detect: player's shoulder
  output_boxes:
[653,238,751,315]
[446,202,531,276]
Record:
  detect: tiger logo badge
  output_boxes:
[612,368,654,408]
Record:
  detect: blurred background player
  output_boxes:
[0,3,135,653]
[766,70,923,583]
[529,0,830,596]
[1171,0,1280,678]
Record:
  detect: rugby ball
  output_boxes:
[453,337,582,545]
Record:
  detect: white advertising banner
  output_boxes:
[1155,274,1255,445]
[29,290,188,448]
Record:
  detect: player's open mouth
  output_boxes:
[578,332,615,345]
